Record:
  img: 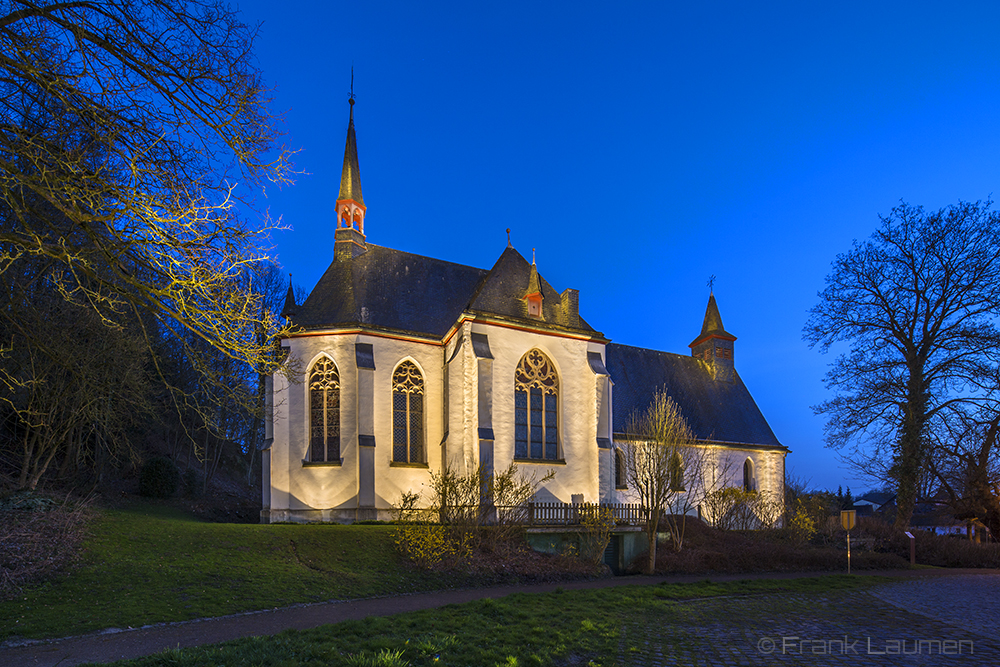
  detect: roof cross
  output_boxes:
[707,274,716,293]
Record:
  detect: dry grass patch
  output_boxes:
[0,492,91,598]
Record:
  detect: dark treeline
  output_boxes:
[0,0,298,494]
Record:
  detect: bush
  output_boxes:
[0,496,91,597]
[182,468,204,499]
[138,457,180,498]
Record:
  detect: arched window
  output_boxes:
[309,357,340,462]
[392,361,424,463]
[743,458,756,492]
[514,349,558,460]
[669,452,684,492]
[614,449,627,489]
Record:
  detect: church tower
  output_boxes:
[334,87,367,260]
[688,293,737,382]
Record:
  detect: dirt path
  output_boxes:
[3,569,993,667]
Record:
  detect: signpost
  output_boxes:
[905,531,915,566]
[841,510,856,574]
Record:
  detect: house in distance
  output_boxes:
[261,97,788,523]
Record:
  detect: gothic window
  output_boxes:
[615,449,626,489]
[743,458,756,492]
[514,349,559,460]
[669,452,684,491]
[309,357,340,462]
[392,361,424,463]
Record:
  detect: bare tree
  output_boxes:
[1,294,150,489]
[0,0,295,374]
[0,1,297,489]
[927,409,1000,540]
[805,200,1000,528]
[620,390,698,574]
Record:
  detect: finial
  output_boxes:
[532,248,536,265]
[288,272,292,286]
[506,228,511,247]
[349,66,355,105]
[707,274,716,294]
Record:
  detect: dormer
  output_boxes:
[522,256,543,319]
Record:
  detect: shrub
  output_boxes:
[789,500,817,546]
[704,487,782,530]
[182,468,204,499]
[138,456,180,498]
[577,505,615,563]
[0,496,91,597]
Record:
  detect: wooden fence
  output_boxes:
[511,502,647,527]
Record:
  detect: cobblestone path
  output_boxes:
[615,574,998,665]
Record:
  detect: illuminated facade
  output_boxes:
[261,101,788,523]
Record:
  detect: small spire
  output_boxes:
[525,257,541,297]
[281,273,297,320]
[689,292,736,348]
[532,248,536,265]
[700,293,725,337]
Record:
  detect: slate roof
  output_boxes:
[606,342,783,449]
[468,247,595,332]
[295,244,598,338]
[296,245,487,337]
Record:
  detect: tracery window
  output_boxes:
[392,361,424,463]
[514,349,558,460]
[309,357,340,462]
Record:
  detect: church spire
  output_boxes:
[334,72,368,260]
[689,292,737,382]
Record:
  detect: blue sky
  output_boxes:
[235,1,1000,492]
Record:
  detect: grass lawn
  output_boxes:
[0,502,460,641]
[96,576,891,667]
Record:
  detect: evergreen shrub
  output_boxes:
[182,468,204,499]
[139,457,180,498]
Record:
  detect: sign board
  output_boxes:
[840,509,856,531]
[904,531,913,539]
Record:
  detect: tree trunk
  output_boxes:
[646,528,657,575]
[895,368,928,530]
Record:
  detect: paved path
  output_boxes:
[624,572,1000,665]
[1,569,996,666]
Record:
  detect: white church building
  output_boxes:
[261,98,788,523]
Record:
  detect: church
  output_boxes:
[261,98,788,523]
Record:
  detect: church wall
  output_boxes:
[368,335,444,512]
[279,334,359,518]
[609,442,787,525]
[266,331,449,521]
[473,322,602,504]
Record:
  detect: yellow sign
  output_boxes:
[841,509,856,531]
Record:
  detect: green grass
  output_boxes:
[0,502,459,641]
[96,576,889,667]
